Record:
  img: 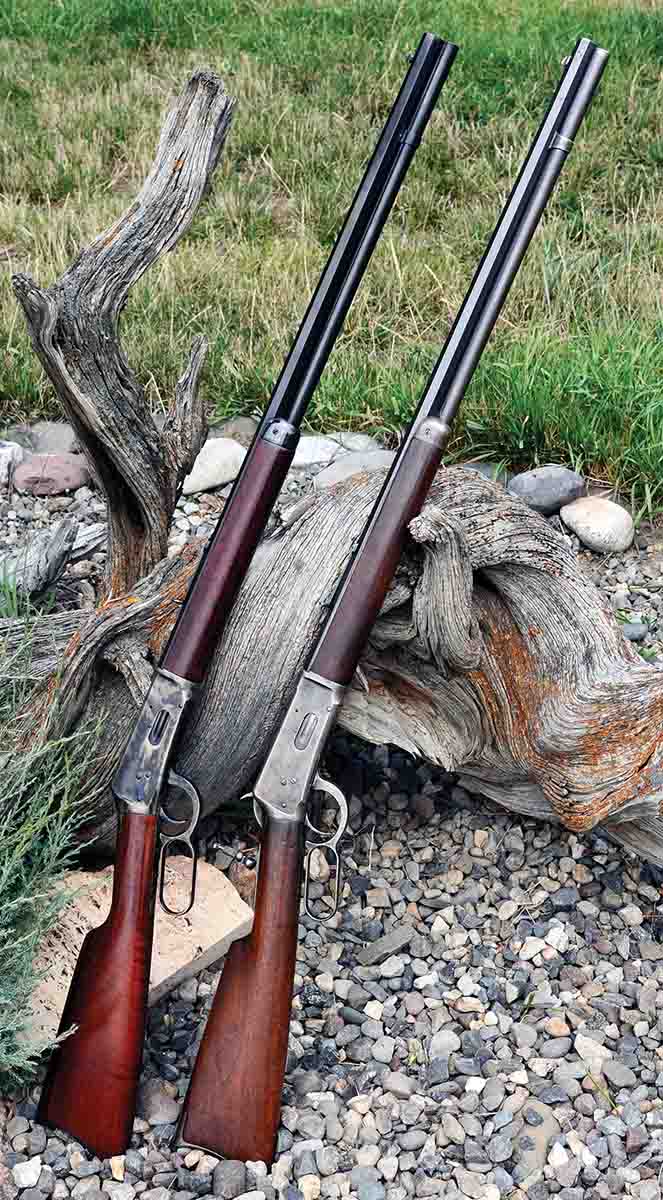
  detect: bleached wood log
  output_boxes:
[0,519,76,600]
[18,466,662,865]
[12,70,235,596]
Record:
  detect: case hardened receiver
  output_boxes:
[253,672,347,825]
[112,668,197,815]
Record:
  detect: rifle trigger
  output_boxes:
[303,774,348,921]
[157,770,201,916]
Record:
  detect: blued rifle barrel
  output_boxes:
[178,37,607,1168]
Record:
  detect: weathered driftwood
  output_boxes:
[11,465,662,866]
[5,65,663,868]
[0,519,77,599]
[12,70,235,596]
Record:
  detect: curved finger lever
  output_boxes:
[303,774,348,921]
[158,769,201,916]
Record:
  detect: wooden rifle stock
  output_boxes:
[37,812,157,1157]
[179,814,303,1162]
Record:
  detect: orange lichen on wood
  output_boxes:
[147,540,203,658]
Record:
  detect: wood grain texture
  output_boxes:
[37,810,158,1157]
[179,813,303,1164]
[12,71,235,595]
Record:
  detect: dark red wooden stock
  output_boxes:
[163,439,294,683]
[310,436,444,684]
[179,814,303,1164]
[37,812,158,1157]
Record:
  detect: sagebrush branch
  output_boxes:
[12,71,235,595]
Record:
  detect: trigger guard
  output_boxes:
[159,769,201,838]
[159,804,188,829]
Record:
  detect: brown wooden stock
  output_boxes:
[163,438,294,683]
[37,811,158,1157]
[310,435,444,684]
[179,813,303,1164]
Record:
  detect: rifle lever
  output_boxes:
[303,773,348,920]
[158,769,200,916]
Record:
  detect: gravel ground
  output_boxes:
[3,750,663,1200]
[3,436,663,1200]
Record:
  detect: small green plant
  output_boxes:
[0,562,56,620]
[0,564,21,619]
[0,631,96,1088]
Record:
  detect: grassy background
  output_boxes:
[1,0,662,500]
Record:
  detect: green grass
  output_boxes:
[0,631,96,1086]
[1,0,662,501]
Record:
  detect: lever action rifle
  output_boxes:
[178,36,608,1166]
[36,33,458,1159]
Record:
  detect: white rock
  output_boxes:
[545,924,569,952]
[414,972,438,990]
[109,1158,125,1183]
[328,431,380,453]
[372,1036,395,1064]
[271,1156,293,1191]
[314,449,396,490]
[566,1129,597,1168]
[364,1000,383,1020]
[298,1177,321,1200]
[520,936,547,960]
[497,899,519,920]
[431,913,450,937]
[620,903,643,927]
[182,437,246,494]
[380,955,405,978]
[293,435,341,467]
[356,1146,381,1167]
[429,1028,461,1057]
[548,1141,569,1168]
[0,439,24,486]
[560,496,634,553]
[12,1158,43,1189]
[102,1185,134,1200]
[575,1031,612,1075]
[465,1076,486,1093]
[377,1156,399,1181]
[308,846,331,883]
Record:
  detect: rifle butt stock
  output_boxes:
[178,813,303,1164]
[37,811,158,1158]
